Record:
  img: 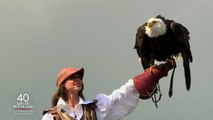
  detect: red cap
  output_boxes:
[56,67,84,87]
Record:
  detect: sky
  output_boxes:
[0,0,213,120]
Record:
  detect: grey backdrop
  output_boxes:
[0,0,212,120]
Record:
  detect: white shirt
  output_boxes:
[42,79,140,120]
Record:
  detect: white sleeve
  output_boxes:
[95,79,140,120]
[42,113,54,120]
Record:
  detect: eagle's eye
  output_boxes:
[152,21,157,24]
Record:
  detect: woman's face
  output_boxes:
[64,74,83,93]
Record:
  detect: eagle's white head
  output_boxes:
[145,18,167,38]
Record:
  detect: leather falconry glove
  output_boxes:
[133,59,176,99]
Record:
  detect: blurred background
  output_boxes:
[0,0,212,119]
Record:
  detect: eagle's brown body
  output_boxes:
[134,15,192,91]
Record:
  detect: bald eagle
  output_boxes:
[134,15,193,96]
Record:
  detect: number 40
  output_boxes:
[17,94,30,102]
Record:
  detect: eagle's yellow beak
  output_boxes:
[147,22,153,28]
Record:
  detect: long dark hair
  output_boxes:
[51,81,85,107]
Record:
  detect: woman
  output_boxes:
[42,60,175,120]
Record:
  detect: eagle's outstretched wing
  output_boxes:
[171,22,193,90]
